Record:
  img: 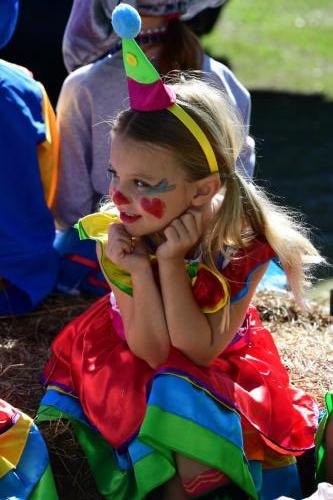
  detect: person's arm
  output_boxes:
[156,210,268,366]
[53,73,95,228]
[102,224,170,368]
[159,258,268,366]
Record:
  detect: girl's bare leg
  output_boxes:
[162,474,189,500]
[148,453,220,499]
[175,453,212,481]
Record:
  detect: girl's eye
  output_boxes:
[134,179,150,189]
[107,168,118,180]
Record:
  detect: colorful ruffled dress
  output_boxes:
[0,399,57,499]
[38,213,317,500]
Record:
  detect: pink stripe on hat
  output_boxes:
[128,77,176,111]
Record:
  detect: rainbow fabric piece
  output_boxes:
[0,399,57,499]
[38,375,259,499]
[75,212,229,313]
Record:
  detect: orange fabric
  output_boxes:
[37,84,59,208]
[242,418,297,467]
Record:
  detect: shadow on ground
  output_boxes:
[1,0,71,105]
[252,90,333,278]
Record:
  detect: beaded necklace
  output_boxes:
[109,26,167,56]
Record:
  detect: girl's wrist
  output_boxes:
[157,255,186,273]
[131,262,154,280]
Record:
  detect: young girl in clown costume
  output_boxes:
[38,5,324,499]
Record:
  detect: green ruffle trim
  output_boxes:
[29,465,58,500]
[37,403,257,499]
[316,392,333,483]
[139,405,257,499]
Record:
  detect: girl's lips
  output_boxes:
[119,212,142,223]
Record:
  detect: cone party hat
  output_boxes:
[111,3,218,173]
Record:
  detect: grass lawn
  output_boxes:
[203,0,333,293]
[203,0,333,96]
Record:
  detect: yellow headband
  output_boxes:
[168,103,219,174]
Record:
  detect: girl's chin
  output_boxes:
[123,218,170,238]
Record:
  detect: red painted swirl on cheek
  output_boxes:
[140,197,166,219]
[112,190,129,205]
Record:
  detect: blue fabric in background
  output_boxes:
[0,62,59,315]
[0,422,50,498]
[0,0,19,49]
[258,259,288,292]
[54,227,107,296]
[262,464,302,500]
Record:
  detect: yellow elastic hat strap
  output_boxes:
[168,103,219,174]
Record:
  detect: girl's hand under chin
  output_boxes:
[106,223,150,273]
[156,208,204,262]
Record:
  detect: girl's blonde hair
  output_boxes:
[111,74,324,305]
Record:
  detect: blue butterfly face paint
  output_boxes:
[142,178,176,195]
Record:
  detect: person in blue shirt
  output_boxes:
[0,0,60,315]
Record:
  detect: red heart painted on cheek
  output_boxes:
[112,190,129,205]
[140,197,166,219]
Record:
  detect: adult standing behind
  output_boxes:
[54,0,255,295]
[0,0,59,315]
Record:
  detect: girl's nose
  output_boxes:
[112,189,130,206]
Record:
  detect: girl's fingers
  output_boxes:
[164,225,180,242]
[180,212,198,238]
[106,233,132,259]
[187,209,204,235]
[108,222,130,240]
[169,218,190,240]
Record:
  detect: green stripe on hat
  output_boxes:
[122,39,160,84]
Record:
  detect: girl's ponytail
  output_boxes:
[158,19,204,74]
[205,171,324,307]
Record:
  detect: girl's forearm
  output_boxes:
[127,267,170,368]
[158,259,212,365]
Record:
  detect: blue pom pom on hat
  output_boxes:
[110,3,176,111]
[111,3,141,40]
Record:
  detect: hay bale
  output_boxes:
[254,291,333,405]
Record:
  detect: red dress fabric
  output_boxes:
[43,239,317,452]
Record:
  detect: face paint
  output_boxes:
[143,178,176,195]
[112,190,129,205]
[140,197,166,219]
